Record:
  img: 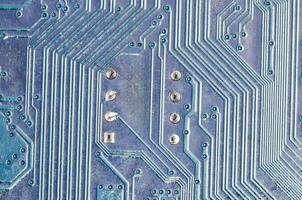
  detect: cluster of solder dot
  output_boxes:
[168,70,182,145]
[144,188,180,200]
[40,2,80,19]
[103,68,118,144]
[98,184,123,190]
[5,146,26,167]
[0,95,32,128]
[202,106,218,121]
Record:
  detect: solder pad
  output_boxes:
[0,0,302,199]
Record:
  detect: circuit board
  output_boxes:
[0,0,302,199]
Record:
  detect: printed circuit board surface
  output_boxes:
[0,0,302,199]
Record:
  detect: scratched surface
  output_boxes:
[0,0,302,199]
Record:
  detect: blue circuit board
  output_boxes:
[0,0,302,199]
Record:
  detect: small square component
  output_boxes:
[103,132,115,144]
